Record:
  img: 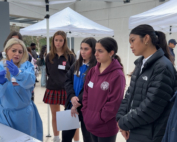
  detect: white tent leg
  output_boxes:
[47,18,50,53]
[47,104,51,137]
[46,18,51,137]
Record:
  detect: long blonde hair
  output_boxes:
[3,38,28,80]
[49,31,73,64]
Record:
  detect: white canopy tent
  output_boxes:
[20,7,114,37]
[11,0,76,5]
[129,0,177,34]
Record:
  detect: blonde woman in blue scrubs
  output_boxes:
[0,38,43,140]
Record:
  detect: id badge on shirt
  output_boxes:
[88,81,94,88]
[58,65,66,70]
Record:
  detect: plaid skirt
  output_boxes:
[43,89,67,105]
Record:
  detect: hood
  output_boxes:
[95,59,123,76]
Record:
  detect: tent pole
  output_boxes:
[46,9,51,139]
[47,19,50,53]
[45,0,51,137]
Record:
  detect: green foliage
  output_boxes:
[10,25,53,53]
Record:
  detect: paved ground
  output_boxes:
[34,75,127,142]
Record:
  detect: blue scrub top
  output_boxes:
[0,61,43,141]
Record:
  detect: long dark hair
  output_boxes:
[27,47,32,55]
[4,31,23,47]
[39,45,47,59]
[75,37,97,76]
[130,24,173,64]
[49,31,73,64]
[97,37,124,70]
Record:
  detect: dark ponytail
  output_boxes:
[130,24,174,65]
[114,55,123,68]
[155,31,173,64]
[97,37,124,70]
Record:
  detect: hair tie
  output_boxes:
[155,31,158,35]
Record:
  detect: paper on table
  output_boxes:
[8,135,41,142]
[56,110,80,131]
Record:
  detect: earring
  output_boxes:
[145,43,148,45]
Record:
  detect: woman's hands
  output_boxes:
[71,96,81,108]
[0,70,7,84]
[70,96,81,117]
[6,59,19,76]
[117,122,130,140]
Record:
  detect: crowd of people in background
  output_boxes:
[0,24,177,142]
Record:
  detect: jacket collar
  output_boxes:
[134,48,165,69]
[169,47,174,51]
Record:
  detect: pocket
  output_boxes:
[84,109,105,131]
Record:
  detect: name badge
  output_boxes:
[58,65,66,70]
[88,81,94,88]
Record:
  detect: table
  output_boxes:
[0,123,42,142]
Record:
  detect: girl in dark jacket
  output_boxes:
[82,37,125,142]
[43,31,75,142]
[62,37,97,142]
[116,24,176,142]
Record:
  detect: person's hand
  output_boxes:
[0,70,7,84]
[71,96,81,108]
[71,106,79,117]
[121,130,130,140]
[118,122,130,140]
[6,59,19,76]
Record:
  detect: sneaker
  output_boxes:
[52,137,60,142]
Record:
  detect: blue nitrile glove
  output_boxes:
[0,70,7,84]
[6,59,19,76]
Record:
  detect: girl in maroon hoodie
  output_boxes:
[81,37,126,142]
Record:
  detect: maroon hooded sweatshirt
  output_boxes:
[81,59,125,137]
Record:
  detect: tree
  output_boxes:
[10,25,49,53]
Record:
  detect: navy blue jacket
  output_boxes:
[169,47,175,62]
[162,91,177,142]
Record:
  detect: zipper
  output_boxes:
[128,65,142,111]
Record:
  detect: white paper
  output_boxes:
[8,135,41,142]
[58,65,66,70]
[0,123,42,142]
[56,110,80,131]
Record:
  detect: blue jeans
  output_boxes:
[40,65,46,87]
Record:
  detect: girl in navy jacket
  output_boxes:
[62,37,97,142]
